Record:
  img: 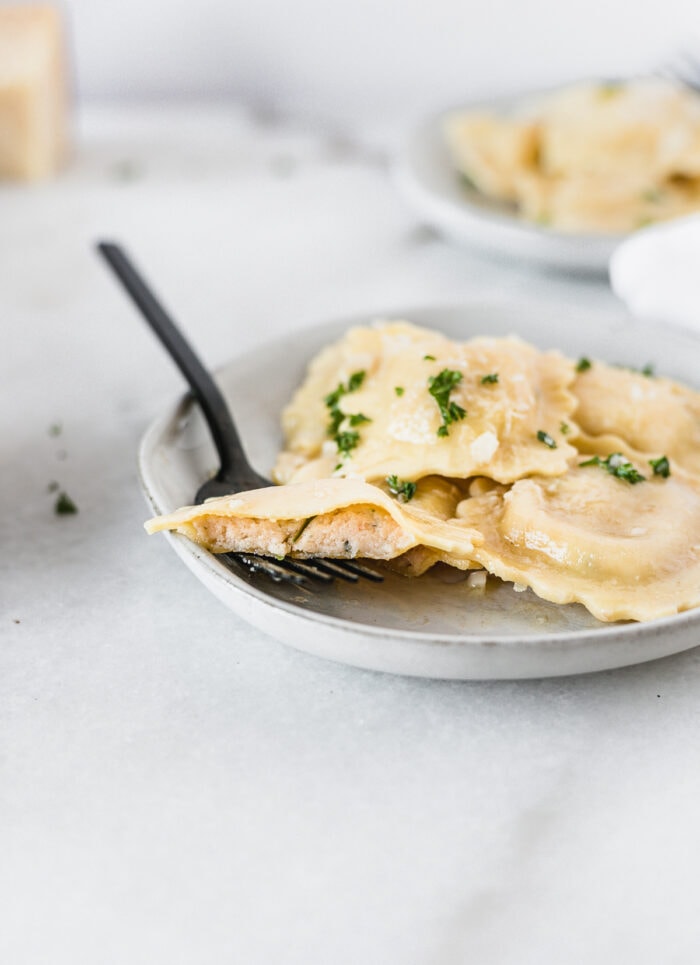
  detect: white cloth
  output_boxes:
[609,214,700,330]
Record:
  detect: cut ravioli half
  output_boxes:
[275,321,578,485]
[455,462,700,622]
[573,360,700,475]
[146,476,480,564]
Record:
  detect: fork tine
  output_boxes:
[292,559,360,583]
[223,552,382,586]
[276,558,337,582]
[229,553,313,585]
[329,559,385,582]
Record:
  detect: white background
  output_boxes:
[6,4,700,963]
[61,0,700,118]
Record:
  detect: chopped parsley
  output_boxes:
[346,371,366,392]
[576,357,592,373]
[427,368,467,438]
[394,386,405,396]
[580,452,645,484]
[335,430,361,458]
[348,413,371,426]
[55,491,78,515]
[649,455,670,478]
[291,516,316,543]
[423,354,436,361]
[537,430,557,449]
[481,373,499,385]
[614,361,655,377]
[48,422,62,437]
[386,475,417,503]
[598,81,623,99]
[324,370,370,461]
[325,371,366,411]
[560,422,570,435]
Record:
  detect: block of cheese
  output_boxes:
[0,5,69,180]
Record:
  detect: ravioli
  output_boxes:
[536,79,692,181]
[573,360,700,475]
[455,463,700,622]
[146,476,479,563]
[443,112,540,202]
[146,319,700,625]
[275,321,578,485]
[516,170,700,234]
[445,78,700,233]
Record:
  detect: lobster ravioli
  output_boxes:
[146,476,480,564]
[455,462,700,622]
[146,319,700,625]
[573,360,700,475]
[275,321,578,485]
[445,78,700,233]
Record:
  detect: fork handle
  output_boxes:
[97,242,244,476]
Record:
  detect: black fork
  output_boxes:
[658,50,700,92]
[97,242,382,587]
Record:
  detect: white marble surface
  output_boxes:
[3,104,700,964]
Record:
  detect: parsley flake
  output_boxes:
[649,455,670,478]
[348,413,371,426]
[459,171,477,191]
[324,371,365,410]
[394,386,404,396]
[614,362,655,377]
[346,371,365,392]
[335,430,361,458]
[576,357,592,373]
[598,81,623,99]
[55,491,78,515]
[324,371,369,461]
[386,475,417,503]
[423,354,436,361]
[580,453,646,484]
[537,430,557,449]
[560,422,570,435]
[291,516,316,543]
[427,369,467,438]
[481,373,499,385]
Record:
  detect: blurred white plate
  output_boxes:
[393,96,624,274]
[610,213,700,328]
[139,301,700,680]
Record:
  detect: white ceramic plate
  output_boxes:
[393,94,625,274]
[139,301,700,680]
